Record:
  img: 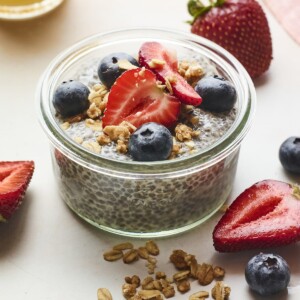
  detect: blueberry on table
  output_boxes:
[98,52,139,89]
[53,80,90,118]
[128,122,173,161]
[245,253,290,296]
[195,75,237,112]
[279,137,300,174]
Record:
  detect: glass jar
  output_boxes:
[0,0,63,20]
[37,28,256,237]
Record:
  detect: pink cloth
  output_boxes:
[263,0,300,44]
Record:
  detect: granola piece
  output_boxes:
[85,119,103,131]
[103,249,123,261]
[169,250,189,270]
[118,59,139,70]
[189,256,199,279]
[189,291,209,300]
[168,138,182,159]
[65,113,85,123]
[103,125,131,142]
[145,241,160,256]
[176,279,190,293]
[165,77,173,95]
[178,60,204,86]
[97,288,113,300]
[99,92,109,112]
[213,266,226,280]
[185,140,195,149]
[122,283,137,299]
[197,263,214,286]
[142,276,155,290]
[175,123,198,142]
[73,136,83,144]
[125,275,141,288]
[89,84,108,108]
[61,122,70,130]
[113,242,134,251]
[162,285,175,298]
[211,281,231,300]
[123,249,139,264]
[189,115,200,126]
[97,133,111,145]
[173,270,190,282]
[148,58,166,69]
[138,247,149,259]
[119,121,137,133]
[152,280,163,291]
[116,140,128,154]
[138,290,163,300]
[87,102,101,119]
[82,141,101,154]
[155,272,166,280]
[146,257,157,275]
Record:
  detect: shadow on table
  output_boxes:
[0,190,33,259]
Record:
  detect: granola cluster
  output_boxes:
[99,242,231,300]
[59,60,206,160]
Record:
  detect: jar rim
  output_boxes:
[36,27,256,174]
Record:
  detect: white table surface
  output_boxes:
[1,0,300,299]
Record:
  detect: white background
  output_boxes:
[0,0,300,299]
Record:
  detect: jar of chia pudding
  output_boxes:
[37,28,255,237]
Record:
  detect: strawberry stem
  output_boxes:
[187,0,225,24]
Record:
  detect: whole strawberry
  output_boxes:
[188,0,273,78]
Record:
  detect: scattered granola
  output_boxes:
[101,242,230,299]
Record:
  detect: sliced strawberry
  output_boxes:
[0,161,34,222]
[102,68,181,128]
[213,180,300,252]
[139,42,202,106]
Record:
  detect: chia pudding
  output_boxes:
[38,29,255,237]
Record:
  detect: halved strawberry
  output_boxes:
[102,68,181,128]
[139,42,202,106]
[0,161,35,222]
[213,180,300,252]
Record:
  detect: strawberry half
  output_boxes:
[188,0,273,78]
[213,180,300,252]
[0,161,34,222]
[102,68,181,128]
[139,42,202,106]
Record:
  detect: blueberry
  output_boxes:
[195,75,237,112]
[128,122,173,161]
[53,80,90,118]
[279,137,300,174]
[245,253,290,296]
[98,52,139,89]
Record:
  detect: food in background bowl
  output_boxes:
[37,28,255,237]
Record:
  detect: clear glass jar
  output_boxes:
[37,28,256,237]
[0,0,63,20]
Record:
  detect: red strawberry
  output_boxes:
[102,68,181,128]
[188,0,273,78]
[139,42,202,106]
[0,161,34,222]
[213,180,300,252]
